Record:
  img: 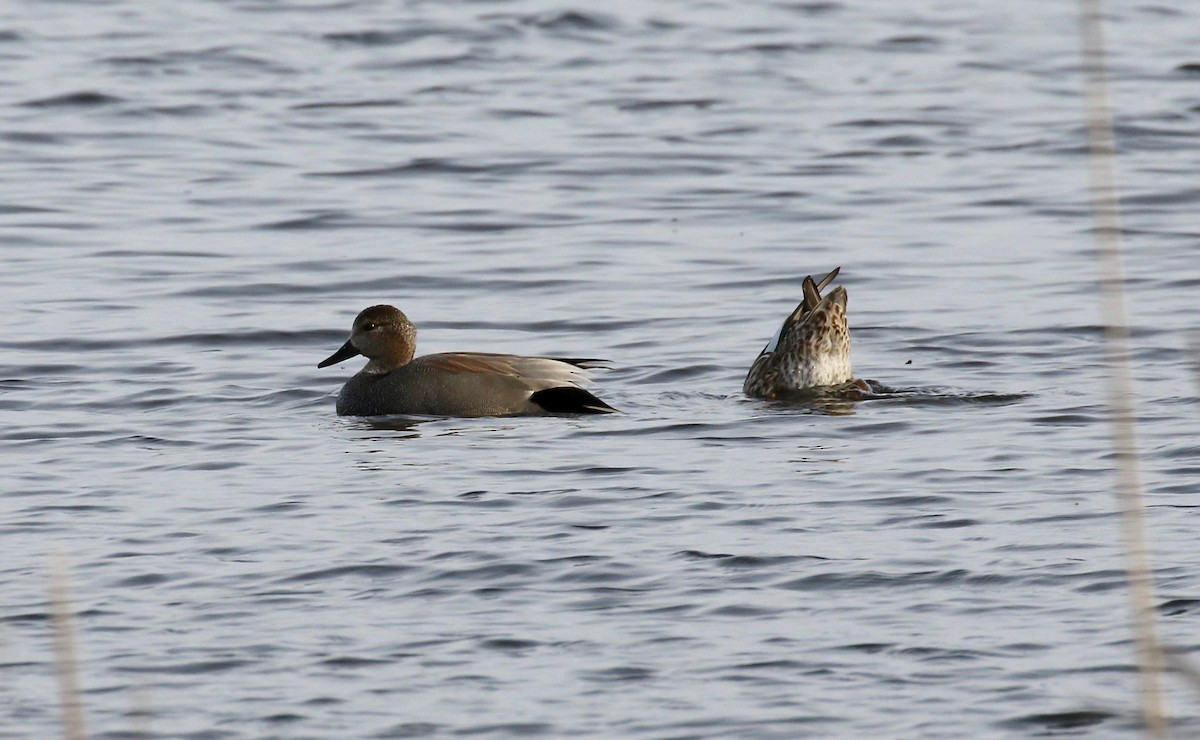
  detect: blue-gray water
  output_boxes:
[3,1,1200,737]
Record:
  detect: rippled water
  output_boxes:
[3,0,1200,737]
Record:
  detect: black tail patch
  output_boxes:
[550,357,610,369]
[531,386,618,414]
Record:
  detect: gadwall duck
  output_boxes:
[318,305,616,417]
[744,267,866,399]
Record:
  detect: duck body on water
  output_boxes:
[743,267,866,399]
[318,305,616,417]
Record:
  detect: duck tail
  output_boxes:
[530,386,619,414]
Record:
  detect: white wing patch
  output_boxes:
[763,314,792,354]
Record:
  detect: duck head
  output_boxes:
[318,304,417,373]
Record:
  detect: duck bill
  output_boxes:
[318,339,361,368]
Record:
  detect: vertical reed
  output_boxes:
[50,553,88,740]
[1076,1,1169,736]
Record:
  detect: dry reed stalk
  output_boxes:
[49,553,87,740]
[1077,1,1169,736]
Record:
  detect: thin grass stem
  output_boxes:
[1077,1,1169,736]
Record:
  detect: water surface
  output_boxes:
[3,0,1200,737]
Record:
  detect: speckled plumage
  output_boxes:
[743,267,858,398]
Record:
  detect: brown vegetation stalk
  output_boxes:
[1077,1,1169,736]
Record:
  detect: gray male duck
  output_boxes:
[743,267,868,399]
[319,305,616,417]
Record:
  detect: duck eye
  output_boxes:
[362,322,378,331]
